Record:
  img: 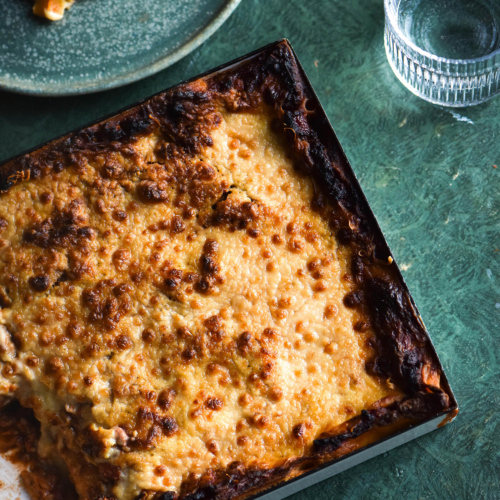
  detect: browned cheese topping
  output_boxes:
[0,44,449,500]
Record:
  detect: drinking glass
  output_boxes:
[385,0,500,106]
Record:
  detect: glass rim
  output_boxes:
[384,0,500,65]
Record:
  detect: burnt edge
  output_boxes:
[0,40,456,500]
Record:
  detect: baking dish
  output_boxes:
[0,40,457,500]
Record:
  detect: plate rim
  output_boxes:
[0,0,242,97]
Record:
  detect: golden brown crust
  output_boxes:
[0,41,453,500]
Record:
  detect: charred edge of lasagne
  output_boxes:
[137,389,447,500]
[0,40,454,500]
[0,82,219,194]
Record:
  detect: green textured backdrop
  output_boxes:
[0,0,499,499]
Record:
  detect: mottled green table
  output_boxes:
[0,0,498,499]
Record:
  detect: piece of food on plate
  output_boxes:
[33,0,75,21]
[0,41,454,500]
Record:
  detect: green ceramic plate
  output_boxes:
[0,0,241,96]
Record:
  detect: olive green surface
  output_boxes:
[0,1,498,499]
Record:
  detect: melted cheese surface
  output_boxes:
[0,105,398,499]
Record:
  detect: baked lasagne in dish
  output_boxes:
[33,0,74,21]
[0,41,455,500]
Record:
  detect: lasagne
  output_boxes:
[33,0,74,21]
[0,41,455,500]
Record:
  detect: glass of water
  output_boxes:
[385,0,500,106]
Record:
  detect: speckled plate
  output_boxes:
[0,0,241,96]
